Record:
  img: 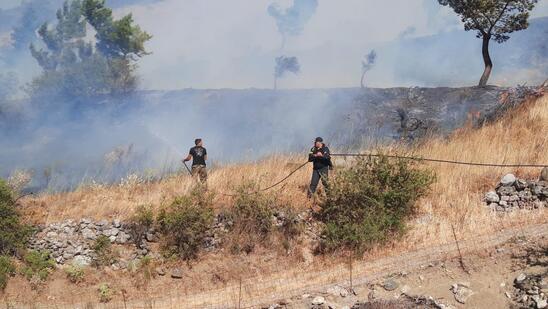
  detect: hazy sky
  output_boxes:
[114,0,548,90]
[3,0,548,89]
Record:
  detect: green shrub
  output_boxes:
[20,251,55,282]
[92,235,117,267]
[224,182,277,254]
[317,155,435,253]
[65,264,85,283]
[0,256,16,290]
[157,188,214,260]
[128,204,154,246]
[0,179,31,255]
[98,283,113,303]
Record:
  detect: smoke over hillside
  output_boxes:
[0,0,546,192]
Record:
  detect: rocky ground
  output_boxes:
[261,235,547,309]
[485,171,548,212]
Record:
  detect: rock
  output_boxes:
[301,294,311,299]
[505,292,512,299]
[145,232,158,242]
[534,297,547,309]
[540,167,548,182]
[311,296,325,305]
[72,255,91,267]
[116,232,131,244]
[515,179,528,190]
[501,174,516,186]
[155,267,166,276]
[516,273,527,284]
[113,219,121,228]
[81,228,96,240]
[383,279,399,291]
[400,285,410,294]
[485,191,500,203]
[451,283,473,304]
[171,268,183,279]
[497,186,517,196]
[327,285,348,297]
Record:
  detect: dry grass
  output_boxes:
[8,93,548,308]
[20,154,314,224]
[20,95,548,246]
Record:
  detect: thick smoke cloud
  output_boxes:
[274,55,300,88]
[268,0,318,48]
[1,0,548,192]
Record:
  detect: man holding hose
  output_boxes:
[183,138,208,185]
[308,137,332,198]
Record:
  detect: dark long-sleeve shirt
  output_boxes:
[308,145,332,170]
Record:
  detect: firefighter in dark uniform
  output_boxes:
[308,137,332,198]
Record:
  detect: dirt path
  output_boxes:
[13,222,546,309]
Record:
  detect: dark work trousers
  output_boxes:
[308,167,329,197]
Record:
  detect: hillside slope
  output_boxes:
[6,93,546,306]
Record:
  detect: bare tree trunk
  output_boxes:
[478,35,493,87]
[360,71,366,89]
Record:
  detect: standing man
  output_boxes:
[183,138,208,184]
[308,137,332,198]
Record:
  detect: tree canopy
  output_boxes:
[438,0,538,86]
[29,0,152,100]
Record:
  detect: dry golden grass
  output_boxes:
[20,94,548,248]
[9,93,548,308]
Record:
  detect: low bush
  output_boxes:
[157,188,214,260]
[0,179,31,256]
[224,181,276,254]
[128,204,154,246]
[0,256,15,290]
[20,251,55,283]
[65,264,85,283]
[317,155,435,253]
[92,235,118,267]
[98,283,113,303]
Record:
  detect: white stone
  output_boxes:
[311,296,325,305]
[72,255,91,267]
[501,174,516,186]
[485,191,500,203]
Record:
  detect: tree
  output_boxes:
[274,56,300,90]
[28,0,151,100]
[438,0,538,87]
[11,1,57,51]
[360,50,376,89]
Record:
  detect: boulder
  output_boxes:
[485,191,500,203]
[501,174,516,186]
[383,279,399,291]
[451,283,473,304]
[540,167,548,182]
